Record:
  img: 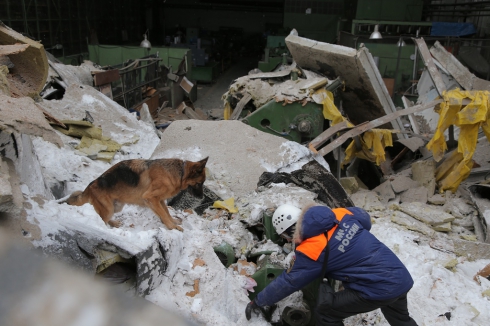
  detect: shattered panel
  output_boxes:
[258,160,354,208]
[285,34,404,132]
[0,94,62,147]
[0,22,49,97]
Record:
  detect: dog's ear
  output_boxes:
[198,157,209,167]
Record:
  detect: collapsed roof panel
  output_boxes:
[0,22,48,97]
[285,34,405,133]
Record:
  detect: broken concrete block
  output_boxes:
[388,195,401,206]
[390,210,436,237]
[444,196,476,219]
[400,186,428,204]
[340,177,359,195]
[391,175,419,193]
[411,159,436,196]
[452,215,475,229]
[428,193,446,205]
[453,238,490,261]
[372,181,395,204]
[432,222,452,232]
[350,190,385,211]
[393,202,455,226]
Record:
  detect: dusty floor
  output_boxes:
[193,56,257,115]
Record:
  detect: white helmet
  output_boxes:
[272,204,301,234]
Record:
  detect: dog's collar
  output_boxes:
[181,160,186,182]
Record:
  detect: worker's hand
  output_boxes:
[245,300,275,321]
[245,300,262,320]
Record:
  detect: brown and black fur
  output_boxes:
[66,157,209,231]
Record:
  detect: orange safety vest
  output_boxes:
[296,208,353,261]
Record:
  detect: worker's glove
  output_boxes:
[245,300,262,320]
[245,300,275,321]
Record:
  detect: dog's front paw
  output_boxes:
[174,217,183,225]
[175,225,184,232]
[108,220,122,228]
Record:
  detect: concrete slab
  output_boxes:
[372,180,395,204]
[428,194,446,205]
[400,186,428,204]
[350,190,385,211]
[393,202,455,226]
[391,175,420,193]
[390,210,436,237]
[285,34,404,133]
[430,41,490,91]
[411,159,436,196]
[152,120,325,198]
[430,236,490,261]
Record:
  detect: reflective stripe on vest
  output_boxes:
[296,208,354,261]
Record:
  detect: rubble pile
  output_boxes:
[1,22,490,326]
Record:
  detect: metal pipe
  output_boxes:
[426,0,490,7]
[411,30,419,95]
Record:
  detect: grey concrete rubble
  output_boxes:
[411,159,436,196]
[400,186,429,204]
[393,202,455,227]
[372,180,396,204]
[390,175,420,193]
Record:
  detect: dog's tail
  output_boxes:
[65,190,89,206]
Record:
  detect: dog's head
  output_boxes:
[183,157,208,198]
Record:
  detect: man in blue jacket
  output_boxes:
[245,205,418,326]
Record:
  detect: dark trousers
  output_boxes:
[316,288,418,326]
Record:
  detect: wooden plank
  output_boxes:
[308,120,353,153]
[317,99,443,157]
[401,96,420,135]
[230,93,252,120]
[93,69,120,86]
[430,41,474,90]
[414,38,446,96]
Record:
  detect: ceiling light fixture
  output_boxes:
[369,25,382,39]
[140,29,151,49]
[397,37,406,47]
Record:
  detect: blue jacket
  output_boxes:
[255,206,413,306]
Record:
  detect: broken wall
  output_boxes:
[285,34,405,133]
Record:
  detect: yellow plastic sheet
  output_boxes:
[223,101,232,120]
[213,198,238,213]
[315,89,354,127]
[342,129,394,167]
[426,89,490,192]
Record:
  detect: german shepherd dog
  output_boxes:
[66,157,208,231]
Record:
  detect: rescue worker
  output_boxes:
[246,204,418,326]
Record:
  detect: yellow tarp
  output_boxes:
[223,101,232,120]
[342,129,394,167]
[426,89,490,193]
[213,198,238,213]
[315,89,354,127]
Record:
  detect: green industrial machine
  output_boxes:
[242,100,325,144]
[258,35,289,72]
